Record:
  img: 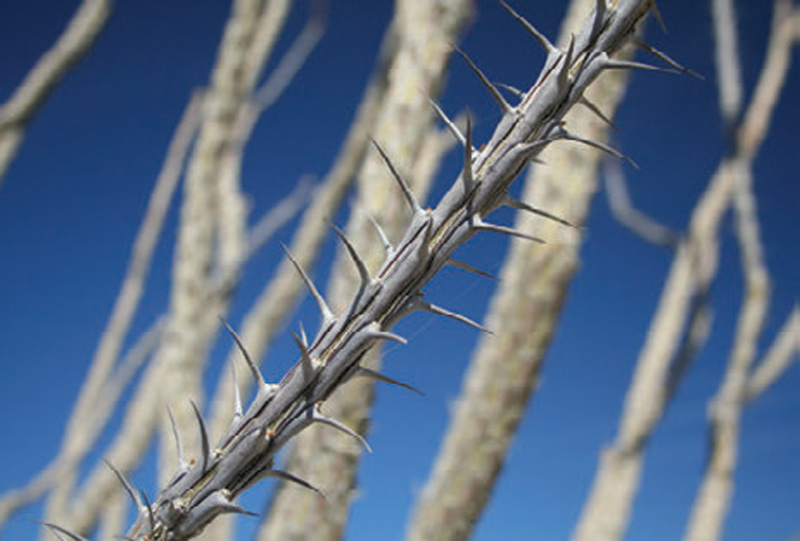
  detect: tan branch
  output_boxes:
[0,0,112,185]
[745,307,800,401]
[574,1,798,539]
[604,159,680,247]
[405,2,636,539]
[256,2,472,539]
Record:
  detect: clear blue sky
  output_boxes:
[0,1,798,540]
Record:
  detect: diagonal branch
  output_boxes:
[0,0,112,186]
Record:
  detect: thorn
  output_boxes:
[290,331,316,384]
[207,490,257,517]
[634,39,703,79]
[472,218,546,244]
[455,47,512,114]
[298,321,309,347]
[331,222,371,286]
[649,0,668,33]
[558,129,638,168]
[557,35,576,90]
[592,0,608,35]
[220,317,267,388]
[578,95,618,130]
[503,194,577,228]
[166,406,187,468]
[368,213,393,256]
[140,490,156,532]
[366,325,408,345]
[428,98,466,146]
[463,115,475,193]
[602,58,679,75]
[372,140,422,214]
[190,400,210,473]
[104,459,143,511]
[229,360,244,421]
[446,258,498,281]
[282,243,335,322]
[38,522,89,541]
[498,0,557,54]
[419,299,492,334]
[311,405,372,453]
[267,469,325,497]
[496,81,524,98]
[356,366,425,396]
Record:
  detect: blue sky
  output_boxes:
[0,1,798,540]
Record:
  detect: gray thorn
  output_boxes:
[298,321,309,347]
[367,213,393,256]
[267,469,325,497]
[104,459,143,511]
[39,522,89,541]
[331,222,371,286]
[455,47,512,114]
[593,0,608,35]
[290,331,316,384]
[446,258,498,281]
[557,35,576,90]
[420,300,492,334]
[498,0,557,54]
[634,39,703,80]
[463,115,475,192]
[312,406,372,453]
[372,140,422,214]
[282,243,335,322]
[357,366,425,396]
[366,327,408,345]
[602,58,679,75]
[140,489,156,533]
[558,129,638,168]
[496,81,524,98]
[229,360,243,420]
[578,95,618,130]
[166,406,187,468]
[649,0,668,33]
[190,400,210,473]
[221,317,267,388]
[503,194,578,228]
[428,98,466,146]
[208,491,257,518]
[473,218,546,244]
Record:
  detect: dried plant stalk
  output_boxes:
[572,1,798,540]
[682,2,799,539]
[106,2,665,539]
[403,0,638,538]
[0,0,111,185]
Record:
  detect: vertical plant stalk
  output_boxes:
[403,0,637,539]
[683,1,799,539]
[0,0,112,186]
[571,1,797,540]
[31,92,200,533]
[38,0,294,535]
[156,0,291,486]
[257,2,471,539]
[113,2,663,539]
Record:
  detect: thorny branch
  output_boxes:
[89,2,670,539]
